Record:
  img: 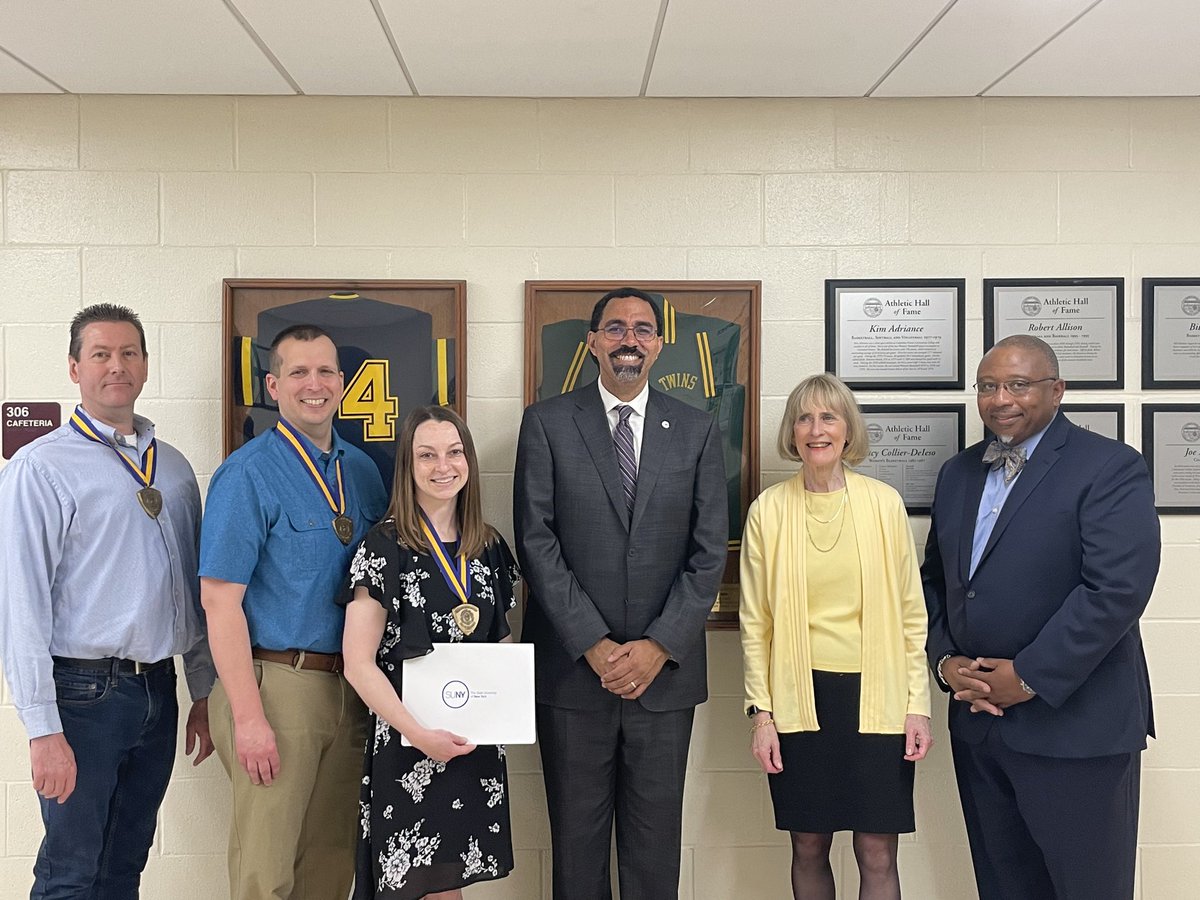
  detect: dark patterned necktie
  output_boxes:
[982,439,1027,484]
[614,405,638,516]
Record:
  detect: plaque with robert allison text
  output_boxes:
[985,278,1123,389]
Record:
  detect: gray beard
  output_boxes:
[612,364,643,383]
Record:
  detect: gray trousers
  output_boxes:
[538,699,695,900]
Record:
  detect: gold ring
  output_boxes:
[630,681,637,689]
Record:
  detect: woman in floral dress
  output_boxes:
[342,406,518,899]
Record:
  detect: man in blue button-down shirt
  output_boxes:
[0,303,215,899]
[200,324,386,900]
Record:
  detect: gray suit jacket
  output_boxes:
[514,384,728,712]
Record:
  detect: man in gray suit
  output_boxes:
[515,287,728,899]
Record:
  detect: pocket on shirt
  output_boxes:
[53,668,113,706]
[283,511,332,574]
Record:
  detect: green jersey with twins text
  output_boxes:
[537,296,745,539]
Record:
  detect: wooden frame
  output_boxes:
[222,278,466,492]
[523,280,761,628]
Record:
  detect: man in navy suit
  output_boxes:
[922,335,1159,900]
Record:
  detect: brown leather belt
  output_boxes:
[251,648,344,674]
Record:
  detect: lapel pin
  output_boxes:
[662,420,670,429]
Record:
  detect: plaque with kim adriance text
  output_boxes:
[858,405,965,514]
[825,279,965,390]
[1142,279,1200,390]
[985,278,1124,390]
[1142,404,1200,515]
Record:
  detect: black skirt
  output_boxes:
[767,670,915,834]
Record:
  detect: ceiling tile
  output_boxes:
[989,0,1200,96]
[379,0,660,96]
[232,0,412,95]
[0,48,61,92]
[648,0,951,97]
[1,0,1198,99]
[875,0,1098,97]
[0,1,291,93]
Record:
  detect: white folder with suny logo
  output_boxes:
[401,643,536,745]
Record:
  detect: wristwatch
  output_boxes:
[746,705,771,719]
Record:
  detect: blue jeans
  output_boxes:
[31,659,178,900]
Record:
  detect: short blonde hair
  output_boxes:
[776,373,869,467]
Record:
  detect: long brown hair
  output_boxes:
[387,405,494,559]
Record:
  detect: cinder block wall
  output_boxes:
[0,95,1197,899]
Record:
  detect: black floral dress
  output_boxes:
[344,520,519,899]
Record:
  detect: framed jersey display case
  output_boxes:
[222,278,466,493]
[524,280,761,629]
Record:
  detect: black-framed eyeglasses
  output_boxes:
[973,377,1056,397]
[600,323,658,343]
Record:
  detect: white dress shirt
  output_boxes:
[596,380,649,468]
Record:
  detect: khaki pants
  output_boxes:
[210,660,368,900]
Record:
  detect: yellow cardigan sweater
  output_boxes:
[740,469,931,734]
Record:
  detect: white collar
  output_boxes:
[596,380,649,419]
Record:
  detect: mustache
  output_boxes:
[609,345,645,361]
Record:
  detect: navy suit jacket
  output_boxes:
[922,412,1159,758]
[513,384,727,712]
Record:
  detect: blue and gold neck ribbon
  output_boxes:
[69,406,157,489]
[274,418,346,519]
[418,509,471,603]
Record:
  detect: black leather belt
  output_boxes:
[52,655,172,675]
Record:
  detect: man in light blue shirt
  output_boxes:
[0,303,215,899]
[968,419,1051,578]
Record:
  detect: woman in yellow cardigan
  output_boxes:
[740,373,931,900]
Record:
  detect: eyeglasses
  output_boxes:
[600,323,658,343]
[973,377,1057,397]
